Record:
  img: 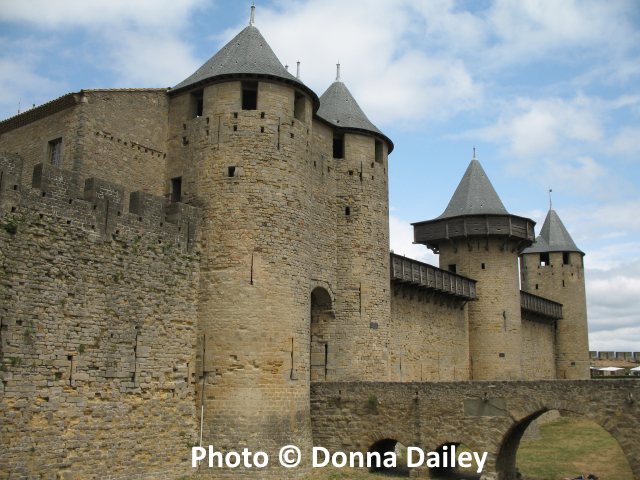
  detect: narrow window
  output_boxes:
[260,126,264,133]
[49,138,62,166]
[499,353,505,358]
[170,177,182,203]
[540,252,550,266]
[448,264,457,273]
[333,134,344,159]
[481,263,485,269]
[294,92,305,121]
[260,112,265,119]
[345,206,350,216]
[187,90,204,119]
[535,284,539,290]
[562,280,565,287]
[563,252,570,265]
[182,136,188,146]
[228,166,236,177]
[242,81,258,110]
[233,125,238,131]
[375,140,383,164]
[348,170,353,176]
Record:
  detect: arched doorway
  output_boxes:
[310,287,334,381]
[497,409,635,480]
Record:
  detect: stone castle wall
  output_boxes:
[0,153,201,480]
[389,294,470,381]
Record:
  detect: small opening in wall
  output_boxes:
[68,199,73,204]
[499,353,505,357]
[571,362,575,366]
[13,185,18,190]
[540,252,550,266]
[66,220,70,224]
[260,112,265,119]
[117,211,121,217]
[448,264,457,273]
[206,130,209,136]
[260,126,264,133]
[42,191,46,197]
[159,222,163,227]
[93,205,97,211]
[562,280,565,287]
[182,136,188,146]
[39,214,44,219]
[68,355,72,361]
[372,176,374,180]
[115,230,119,235]
[158,239,162,244]
[242,81,258,110]
[333,134,344,159]
[535,284,539,290]
[290,133,294,139]
[481,263,485,269]
[228,166,236,178]
[375,140,384,164]
[139,217,142,222]
[183,124,186,130]
[563,252,570,265]
[12,207,17,212]
[313,161,316,167]
[206,117,210,124]
[349,170,353,176]
[294,92,305,121]
[234,112,238,118]
[345,206,350,216]
[233,125,238,132]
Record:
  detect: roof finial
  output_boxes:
[549,187,553,210]
[249,4,255,26]
[336,62,341,82]
[284,64,289,71]
[296,61,301,79]
[473,147,477,160]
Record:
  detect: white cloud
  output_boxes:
[389,215,439,265]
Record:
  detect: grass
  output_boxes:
[181,417,633,479]
[516,417,633,480]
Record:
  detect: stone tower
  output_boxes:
[412,152,535,380]
[162,7,392,476]
[520,206,589,379]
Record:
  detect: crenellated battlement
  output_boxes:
[0,151,200,251]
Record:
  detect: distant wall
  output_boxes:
[521,319,556,380]
[389,294,470,381]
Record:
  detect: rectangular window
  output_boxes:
[563,252,570,265]
[540,252,550,266]
[187,90,204,119]
[242,81,258,110]
[170,177,182,203]
[375,140,383,164]
[448,264,457,273]
[228,166,236,177]
[294,92,305,121]
[333,135,344,159]
[49,138,62,166]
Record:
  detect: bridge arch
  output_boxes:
[495,401,640,480]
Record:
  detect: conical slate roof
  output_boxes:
[522,208,583,255]
[438,156,508,218]
[317,80,381,134]
[171,24,311,98]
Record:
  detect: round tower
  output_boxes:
[166,8,320,476]
[412,152,536,380]
[314,66,394,381]
[520,206,589,379]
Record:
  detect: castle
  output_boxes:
[0,7,594,479]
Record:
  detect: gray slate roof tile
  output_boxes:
[522,208,583,254]
[438,157,508,218]
[172,26,305,93]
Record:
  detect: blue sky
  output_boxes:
[1,0,639,351]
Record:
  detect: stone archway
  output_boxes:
[310,287,334,381]
[495,405,638,480]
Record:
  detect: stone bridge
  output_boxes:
[310,380,640,479]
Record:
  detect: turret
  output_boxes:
[166,8,319,476]
[312,66,394,381]
[520,205,589,379]
[412,152,536,380]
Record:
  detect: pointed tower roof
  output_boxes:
[412,150,536,252]
[438,152,508,219]
[522,208,584,255]
[316,65,393,152]
[169,9,318,108]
